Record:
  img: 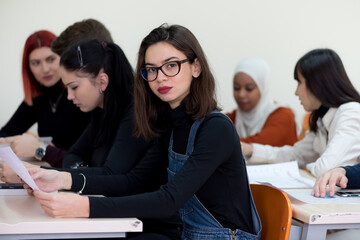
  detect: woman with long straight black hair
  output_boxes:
[242,48,360,177]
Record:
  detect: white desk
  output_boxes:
[286,170,360,240]
[0,195,142,239]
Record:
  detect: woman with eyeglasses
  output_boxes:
[27,24,261,240]
[241,49,360,177]
[0,30,90,167]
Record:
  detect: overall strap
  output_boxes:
[185,110,221,155]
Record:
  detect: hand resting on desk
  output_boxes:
[311,167,347,197]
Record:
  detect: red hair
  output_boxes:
[22,30,57,105]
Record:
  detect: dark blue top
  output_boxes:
[343,164,360,189]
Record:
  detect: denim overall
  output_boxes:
[167,112,261,240]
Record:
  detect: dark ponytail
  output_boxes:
[61,39,134,146]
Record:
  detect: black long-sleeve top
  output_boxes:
[0,82,90,167]
[343,164,360,189]
[64,104,152,180]
[78,105,255,234]
[52,104,180,239]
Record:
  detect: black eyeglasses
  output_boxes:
[140,59,189,82]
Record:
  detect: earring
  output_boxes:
[99,89,103,94]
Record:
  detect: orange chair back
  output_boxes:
[250,184,292,240]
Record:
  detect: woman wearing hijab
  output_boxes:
[226,57,298,146]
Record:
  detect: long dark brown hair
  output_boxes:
[294,48,360,132]
[134,24,219,140]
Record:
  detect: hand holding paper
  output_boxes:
[0,146,41,191]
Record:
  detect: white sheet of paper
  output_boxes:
[246,161,315,188]
[0,146,40,191]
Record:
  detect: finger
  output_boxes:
[26,188,34,196]
[339,176,348,188]
[327,176,338,196]
[41,204,58,218]
[318,180,328,198]
[311,183,317,196]
[33,190,46,199]
[0,176,6,182]
[312,181,321,197]
[1,136,17,143]
[33,190,54,201]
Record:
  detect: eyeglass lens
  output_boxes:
[141,59,189,81]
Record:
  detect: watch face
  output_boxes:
[35,146,46,160]
[36,148,45,157]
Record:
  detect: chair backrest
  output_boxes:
[250,184,292,240]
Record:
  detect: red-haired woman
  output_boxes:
[0,30,90,167]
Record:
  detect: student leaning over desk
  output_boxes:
[0,30,90,167]
[23,24,261,240]
[241,49,360,177]
[51,18,120,168]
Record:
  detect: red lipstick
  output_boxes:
[158,86,172,94]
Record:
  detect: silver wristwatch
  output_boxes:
[35,143,48,161]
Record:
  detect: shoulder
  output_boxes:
[269,107,295,119]
[225,109,236,123]
[201,112,236,136]
[264,107,296,127]
[337,102,360,112]
[331,102,360,120]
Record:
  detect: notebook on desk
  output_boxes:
[0,183,27,195]
[246,161,315,189]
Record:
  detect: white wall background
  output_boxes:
[1,0,360,131]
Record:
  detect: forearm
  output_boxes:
[60,171,73,190]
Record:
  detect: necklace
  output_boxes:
[49,90,65,113]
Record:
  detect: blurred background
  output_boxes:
[1,0,359,131]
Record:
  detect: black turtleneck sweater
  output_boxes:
[79,105,255,234]
[0,81,91,167]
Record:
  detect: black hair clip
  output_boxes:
[77,45,84,67]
